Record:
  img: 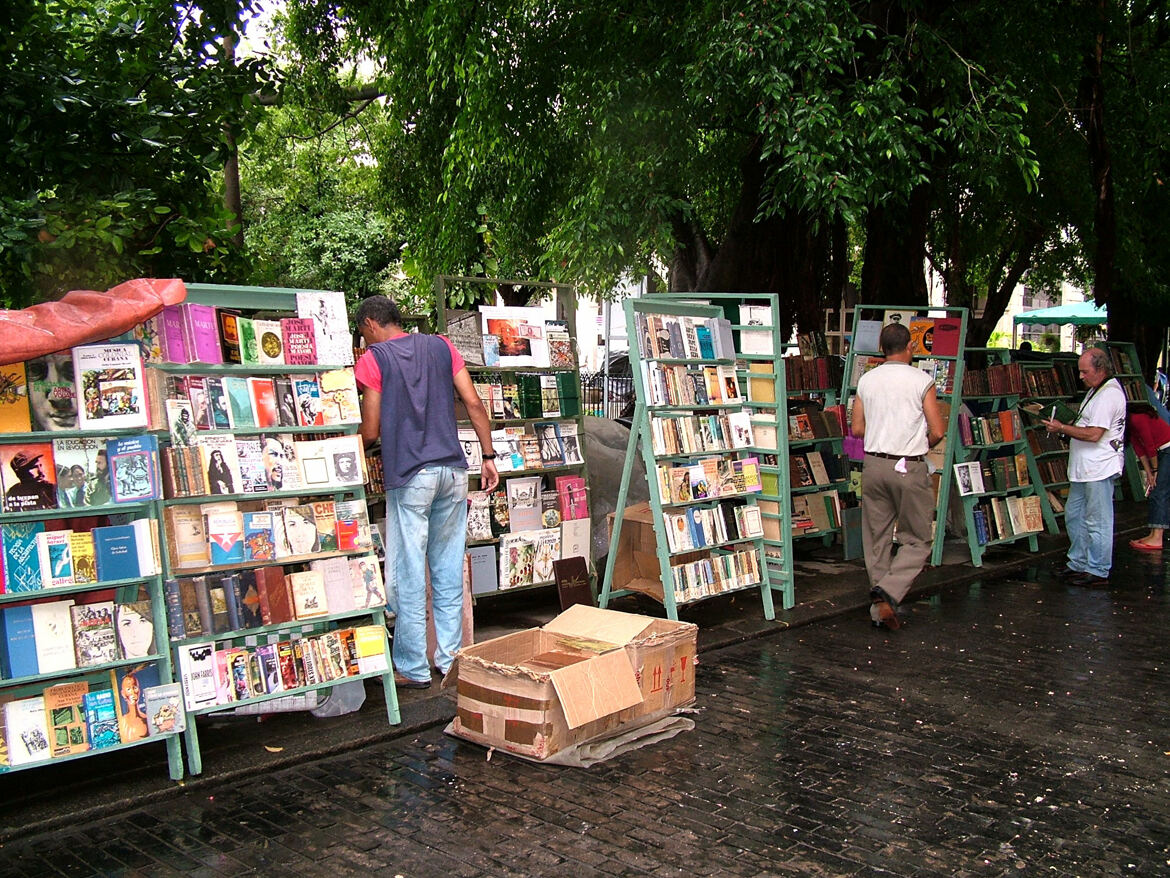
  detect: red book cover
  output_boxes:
[554,475,588,521]
[931,317,962,357]
[247,378,278,428]
[0,442,57,514]
[281,318,318,366]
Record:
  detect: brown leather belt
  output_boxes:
[866,451,924,461]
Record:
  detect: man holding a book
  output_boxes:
[852,323,946,629]
[356,296,499,689]
[1043,347,1127,586]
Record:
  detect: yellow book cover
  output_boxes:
[747,362,776,403]
[69,531,97,584]
[43,681,90,757]
[317,369,361,425]
[0,362,31,434]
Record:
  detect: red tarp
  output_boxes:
[1,278,188,365]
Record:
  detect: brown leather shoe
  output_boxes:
[394,673,431,689]
[870,599,901,630]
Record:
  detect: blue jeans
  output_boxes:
[1149,448,1170,530]
[383,465,468,681]
[1065,477,1116,578]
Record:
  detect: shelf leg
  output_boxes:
[599,404,645,609]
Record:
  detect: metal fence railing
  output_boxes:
[580,372,635,420]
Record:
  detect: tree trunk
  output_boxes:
[1081,0,1115,307]
[859,185,931,306]
[222,32,244,249]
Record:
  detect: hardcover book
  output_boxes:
[318,369,362,425]
[83,689,121,749]
[253,318,286,366]
[0,361,31,434]
[350,555,386,609]
[194,433,243,496]
[0,442,57,513]
[69,530,97,584]
[143,682,186,735]
[36,530,73,588]
[163,505,210,569]
[52,437,109,509]
[26,353,79,432]
[312,499,338,552]
[107,434,161,503]
[248,376,279,429]
[296,290,354,366]
[231,572,264,629]
[237,316,260,365]
[114,600,156,660]
[44,680,89,757]
[71,601,117,666]
[31,599,77,674]
[1,604,39,677]
[333,499,372,551]
[499,533,535,590]
[292,375,325,427]
[931,317,962,357]
[4,696,50,765]
[281,318,318,366]
[93,523,141,581]
[288,570,329,619]
[217,309,243,364]
[2,520,46,592]
[177,641,220,711]
[72,342,149,431]
[223,376,255,428]
[242,511,276,561]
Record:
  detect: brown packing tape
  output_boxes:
[457,679,551,712]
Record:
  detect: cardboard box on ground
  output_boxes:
[443,604,697,762]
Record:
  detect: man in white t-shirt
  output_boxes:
[1043,347,1127,586]
[852,323,946,629]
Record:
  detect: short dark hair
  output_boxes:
[355,296,402,329]
[879,323,911,356]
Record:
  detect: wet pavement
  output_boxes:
[2,530,1168,876]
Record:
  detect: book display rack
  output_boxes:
[841,305,969,567]
[155,284,398,776]
[1101,340,1148,500]
[0,283,400,779]
[434,282,593,602]
[599,295,791,620]
[953,349,1048,565]
[0,393,184,777]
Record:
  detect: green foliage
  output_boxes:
[0,0,274,306]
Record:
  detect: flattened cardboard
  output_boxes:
[542,603,656,646]
[548,647,643,729]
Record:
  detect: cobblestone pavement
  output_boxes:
[3,555,1169,877]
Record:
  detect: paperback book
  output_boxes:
[72,343,148,431]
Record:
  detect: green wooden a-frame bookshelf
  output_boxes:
[599,294,792,620]
[841,305,969,567]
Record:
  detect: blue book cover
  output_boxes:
[83,689,121,749]
[106,434,160,503]
[219,575,242,631]
[223,377,255,428]
[92,524,140,582]
[1,604,39,678]
[2,521,45,592]
[242,511,275,561]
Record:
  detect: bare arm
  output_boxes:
[1041,417,1106,443]
[454,367,499,491]
[922,386,945,446]
[359,386,381,447]
[850,396,866,438]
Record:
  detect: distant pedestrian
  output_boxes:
[1127,404,1170,552]
[851,323,946,629]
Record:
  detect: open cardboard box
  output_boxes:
[443,604,697,761]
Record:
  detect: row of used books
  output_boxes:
[958,408,1025,446]
[1022,361,1080,399]
[0,336,360,439]
[669,548,764,604]
[443,308,576,369]
[461,421,584,474]
[163,494,373,571]
[635,312,738,362]
[649,410,755,458]
[655,456,764,506]
[789,450,848,489]
[161,433,365,499]
[471,373,581,421]
[785,406,846,442]
[137,292,353,367]
[1035,457,1069,484]
[791,489,843,537]
[953,458,1032,497]
[3,672,183,766]
[642,362,743,408]
[970,494,1044,545]
[1,518,159,593]
[0,433,159,515]
[663,500,764,553]
[165,554,385,641]
[151,367,361,437]
[467,475,589,539]
[176,624,387,713]
[963,362,1026,397]
[1,597,159,680]
[851,313,962,357]
[783,355,844,393]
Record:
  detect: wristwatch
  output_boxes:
[481,452,497,460]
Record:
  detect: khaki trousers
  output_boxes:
[861,457,934,604]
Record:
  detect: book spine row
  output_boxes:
[669,548,763,604]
